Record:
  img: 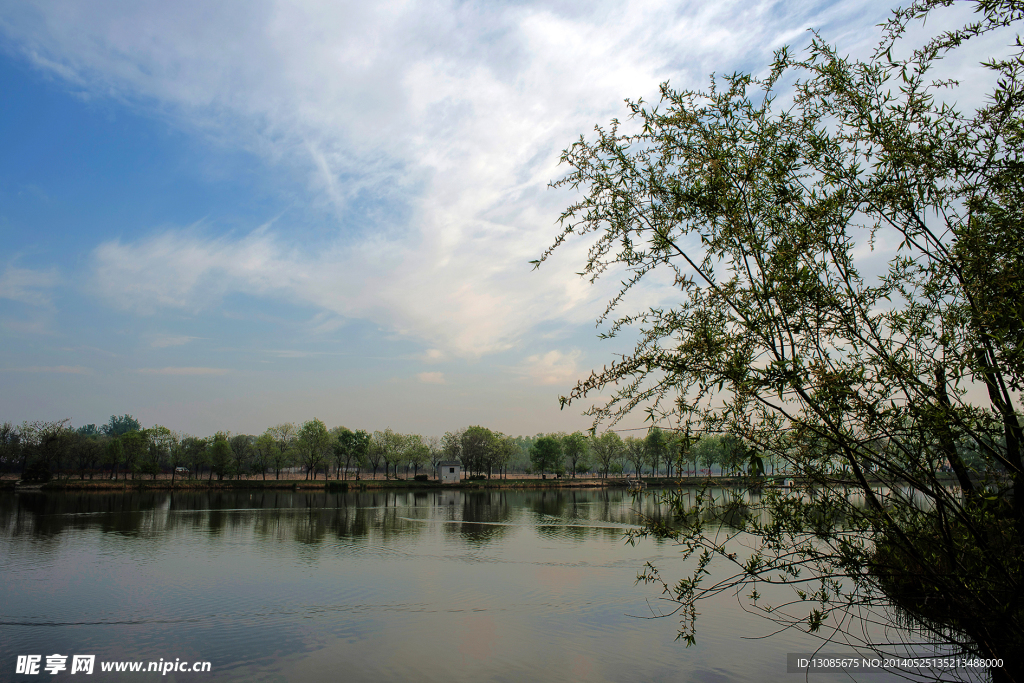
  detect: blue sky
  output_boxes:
[0,0,909,438]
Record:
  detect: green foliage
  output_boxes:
[562,431,590,478]
[644,427,667,476]
[590,431,624,478]
[103,414,140,437]
[182,436,209,478]
[624,436,646,478]
[403,434,431,477]
[268,424,297,479]
[120,430,148,478]
[369,427,405,479]
[539,0,1024,671]
[253,432,278,480]
[530,436,563,475]
[0,422,21,474]
[104,438,124,478]
[298,418,331,479]
[461,426,494,476]
[228,434,254,478]
[209,438,233,480]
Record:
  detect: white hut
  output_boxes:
[438,460,461,484]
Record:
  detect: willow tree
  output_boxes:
[538,0,1024,678]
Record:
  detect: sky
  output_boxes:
[0,0,952,438]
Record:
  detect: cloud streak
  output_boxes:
[0,265,59,308]
[1,0,896,361]
[135,367,230,376]
[1,365,91,374]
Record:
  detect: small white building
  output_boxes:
[438,461,461,484]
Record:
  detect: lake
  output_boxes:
[0,487,968,682]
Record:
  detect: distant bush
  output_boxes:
[468,474,486,481]
[414,474,429,482]
[22,461,52,483]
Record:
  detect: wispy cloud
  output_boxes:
[416,371,446,385]
[150,334,202,348]
[419,349,445,363]
[0,265,59,307]
[0,0,891,360]
[1,365,91,374]
[135,367,229,376]
[518,349,581,386]
[89,225,600,357]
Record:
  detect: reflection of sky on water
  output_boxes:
[0,489,970,682]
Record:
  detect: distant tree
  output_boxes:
[590,431,624,478]
[491,433,519,479]
[624,436,646,479]
[691,436,722,477]
[48,420,75,480]
[441,430,463,469]
[462,426,495,477]
[182,436,209,479]
[104,438,124,480]
[562,431,590,478]
[166,431,187,482]
[24,420,74,480]
[209,437,233,481]
[265,425,295,479]
[530,436,563,476]
[365,432,386,479]
[120,430,148,480]
[332,427,370,480]
[370,428,404,479]
[426,435,444,473]
[252,432,277,480]
[270,423,298,477]
[143,426,175,479]
[644,428,668,477]
[77,432,105,479]
[229,434,255,479]
[350,429,370,479]
[0,422,21,475]
[76,424,101,436]
[102,414,141,437]
[403,434,431,478]
[510,436,535,474]
[718,434,747,477]
[139,443,162,480]
[297,419,331,480]
[662,431,678,477]
[330,427,353,480]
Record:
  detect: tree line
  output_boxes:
[0,415,794,482]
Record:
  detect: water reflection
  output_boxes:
[0,488,933,683]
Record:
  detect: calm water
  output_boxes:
[0,488,958,682]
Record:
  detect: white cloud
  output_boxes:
[519,349,582,386]
[150,334,202,348]
[416,371,446,385]
[417,348,445,363]
[0,265,59,307]
[1,0,900,358]
[135,367,230,376]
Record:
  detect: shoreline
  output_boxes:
[0,475,795,493]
